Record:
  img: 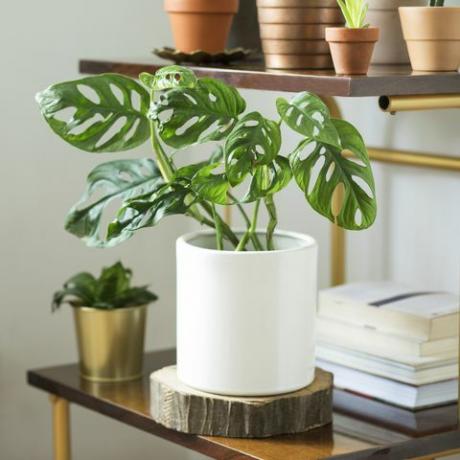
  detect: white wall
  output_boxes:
[1,1,459,459]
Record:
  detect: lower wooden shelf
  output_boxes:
[27,349,459,460]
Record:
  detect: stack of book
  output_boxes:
[332,389,458,444]
[316,281,459,411]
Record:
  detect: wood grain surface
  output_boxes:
[27,350,460,459]
[151,365,333,438]
[79,59,460,97]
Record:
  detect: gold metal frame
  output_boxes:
[324,95,460,286]
[48,94,460,459]
[325,94,460,425]
[379,94,460,113]
[50,395,71,460]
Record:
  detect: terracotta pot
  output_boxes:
[257,0,337,6]
[260,23,334,40]
[264,54,333,69]
[326,27,380,75]
[256,0,344,69]
[262,39,330,55]
[257,7,343,24]
[164,0,239,53]
[367,0,425,64]
[399,7,460,72]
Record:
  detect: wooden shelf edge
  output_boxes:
[27,368,255,460]
[79,59,460,97]
[78,59,352,96]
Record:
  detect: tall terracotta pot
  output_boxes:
[367,0,425,64]
[399,7,460,72]
[256,0,344,69]
[164,0,239,53]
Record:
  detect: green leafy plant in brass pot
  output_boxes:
[326,0,380,74]
[53,262,158,382]
[399,0,460,71]
[38,66,377,395]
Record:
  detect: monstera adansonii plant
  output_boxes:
[36,66,376,251]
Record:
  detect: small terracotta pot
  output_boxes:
[399,7,460,72]
[164,0,239,53]
[367,0,425,64]
[326,27,380,75]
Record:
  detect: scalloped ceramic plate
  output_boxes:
[153,47,254,65]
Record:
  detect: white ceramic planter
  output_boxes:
[176,230,318,396]
[367,0,425,64]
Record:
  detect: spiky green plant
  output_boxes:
[337,0,369,28]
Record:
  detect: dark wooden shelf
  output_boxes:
[79,58,460,97]
[28,349,460,460]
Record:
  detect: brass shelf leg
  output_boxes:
[331,187,346,286]
[322,96,346,286]
[49,395,71,460]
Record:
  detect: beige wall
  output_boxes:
[1,0,459,459]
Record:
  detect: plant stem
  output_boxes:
[150,123,206,224]
[148,119,239,246]
[227,192,264,251]
[211,204,224,250]
[148,96,240,249]
[199,201,240,247]
[236,200,261,251]
[150,120,175,181]
[264,195,278,251]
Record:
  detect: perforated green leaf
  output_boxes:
[36,74,150,152]
[150,78,246,148]
[290,119,376,230]
[65,158,164,247]
[190,163,229,205]
[224,112,281,186]
[244,157,292,203]
[140,66,198,91]
[277,92,340,147]
[107,182,190,241]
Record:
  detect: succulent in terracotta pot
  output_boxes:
[326,0,380,75]
[164,0,239,54]
[399,1,460,71]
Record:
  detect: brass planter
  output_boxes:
[73,305,147,382]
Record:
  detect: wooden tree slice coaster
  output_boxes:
[150,366,333,438]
